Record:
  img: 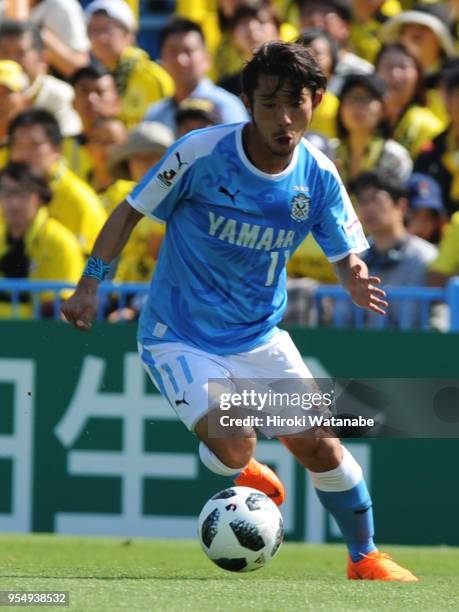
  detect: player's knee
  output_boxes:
[281,434,342,471]
[214,437,255,469]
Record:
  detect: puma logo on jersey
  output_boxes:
[157,151,188,188]
[218,185,240,205]
[175,392,190,407]
[175,152,188,170]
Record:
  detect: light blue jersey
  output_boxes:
[127,123,368,354]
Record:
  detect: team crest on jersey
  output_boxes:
[290,192,310,222]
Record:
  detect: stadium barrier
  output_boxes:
[1,322,459,545]
[1,278,459,330]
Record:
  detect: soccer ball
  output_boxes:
[197,486,284,572]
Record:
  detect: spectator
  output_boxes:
[27,0,90,78]
[8,109,106,256]
[219,1,281,97]
[212,0,297,82]
[297,29,340,138]
[427,209,459,287]
[86,116,128,197]
[449,0,459,52]
[0,162,83,318]
[145,17,248,135]
[335,73,412,185]
[297,0,373,95]
[415,65,459,216]
[375,43,444,158]
[379,4,456,75]
[108,121,174,184]
[176,98,219,137]
[66,66,121,183]
[0,60,28,168]
[107,121,175,320]
[350,0,402,64]
[0,20,81,137]
[378,3,456,123]
[336,170,437,328]
[406,173,448,245]
[85,0,174,128]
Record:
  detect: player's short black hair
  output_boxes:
[352,170,407,203]
[0,162,52,204]
[296,28,339,73]
[8,109,62,147]
[159,17,205,50]
[241,41,327,105]
[296,0,352,22]
[0,19,43,52]
[70,64,113,87]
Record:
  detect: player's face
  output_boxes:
[247,74,320,158]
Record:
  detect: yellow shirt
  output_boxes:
[0,207,84,318]
[212,22,298,82]
[48,160,107,256]
[429,212,459,276]
[350,1,402,64]
[287,234,337,284]
[116,47,175,128]
[0,144,7,170]
[393,105,445,159]
[309,91,339,139]
[98,179,165,283]
[426,88,449,126]
[62,136,94,185]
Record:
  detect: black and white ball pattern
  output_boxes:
[198,486,284,572]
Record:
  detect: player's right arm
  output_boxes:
[61,200,143,331]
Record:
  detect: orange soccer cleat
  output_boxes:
[348,551,419,582]
[234,458,285,506]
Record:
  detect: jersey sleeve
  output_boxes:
[126,136,195,223]
[311,165,369,262]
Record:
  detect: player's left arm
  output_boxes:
[333,253,388,316]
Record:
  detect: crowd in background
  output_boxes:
[0,0,458,328]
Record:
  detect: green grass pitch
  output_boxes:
[1,536,459,611]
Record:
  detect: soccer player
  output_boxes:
[62,41,417,582]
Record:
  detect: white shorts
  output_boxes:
[139,329,316,435]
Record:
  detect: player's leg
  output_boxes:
[279,433,418,582]
[195,412,285,504]
[139,342,284,502]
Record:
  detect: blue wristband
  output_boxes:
[83,256,111,282]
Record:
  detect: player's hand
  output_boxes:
[348,263,388,316]
[61,277,99,331]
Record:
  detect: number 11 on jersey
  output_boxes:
[265,250,290,286]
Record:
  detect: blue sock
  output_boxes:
[316,479,376,562]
